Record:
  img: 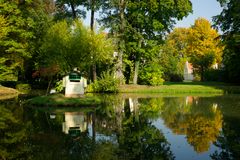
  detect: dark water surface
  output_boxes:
[1,94,240,160]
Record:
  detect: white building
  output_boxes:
[184,61,194,81]
[63,69,87,97]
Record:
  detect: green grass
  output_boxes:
[0,86,18,100]
[0,86,18,94]
[25,94,102,107]
[119,82,240,94]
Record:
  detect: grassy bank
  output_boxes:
[25,94,101,107]
[0,86,18,95]
[119,82,240,94]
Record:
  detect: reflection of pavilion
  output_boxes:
[62,112,87,134]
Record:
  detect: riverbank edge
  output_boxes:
[118,84,240,94]
[25,94,102,107]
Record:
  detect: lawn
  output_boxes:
[119,82,240,94]
[0,86,18,95]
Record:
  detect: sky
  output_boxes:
[175,0,222,28]
[83,0,223,30]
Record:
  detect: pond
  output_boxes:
[1,94,240,160]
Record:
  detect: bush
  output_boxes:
[139,63,164,86]
[87,71,120,93]
[55,80,63,92]
[16,83,31,92]
[30,80,49,90]
[169,74,184,82]
[159,51,185,82]
[204,69,226,82]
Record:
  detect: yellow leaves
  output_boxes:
[165,27,190,57]
[188,18,223,58]
[186,112,223,153]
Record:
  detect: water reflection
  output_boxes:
[161,96,223,153]
[62,112,87,135]
[0,98,31,160]
[1,94,240,159]
[210,96,240,160]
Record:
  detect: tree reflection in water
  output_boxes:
[0,98,31,160]
[161,96,223,153]
[4,94,173,160]
[210,96,240,160]
[95,95,174,160]
[4,94,240,159]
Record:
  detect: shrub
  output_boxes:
[16,83,31,92]
[55,80,64,92]
[169,74,184,82]
[30,80,49,90]
[87,71,120,93]
[204,69,226,82]
[139,63,164,86]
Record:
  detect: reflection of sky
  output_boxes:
[96,133,117,144]
[153,118,220,160]
[87,118,118,144]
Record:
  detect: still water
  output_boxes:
[1,94,240,160]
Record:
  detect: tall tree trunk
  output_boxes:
[115,0,125,83]
[200,65,204,81]
[133,60,139,84]
[69,0,76,19]
[90,0,95,31]
[90,0,97,82]
[46,76,53,95]
[133,39,142,85]
[92,64,97,82]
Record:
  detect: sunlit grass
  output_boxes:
[0,86,18,99]
[119,82,240,94]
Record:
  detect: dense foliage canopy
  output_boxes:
[213,0,240,83]
[0,0,239,87]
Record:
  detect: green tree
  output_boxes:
[24,0,55,82]
[0,15,8,39]
[101,0,192,84]
[165,28,189,58]
[127,0,192,84]
[0,15,12,81]
[100,0,126,82]
[0,0,54,81]
[0,0,34,80]
[40,20,114,79]
[159,28,189,81]
[82,0,104,81]
[40,20,86,72]
[55,0,86,19]
[213,0,240,83]
[187,18,223,81]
